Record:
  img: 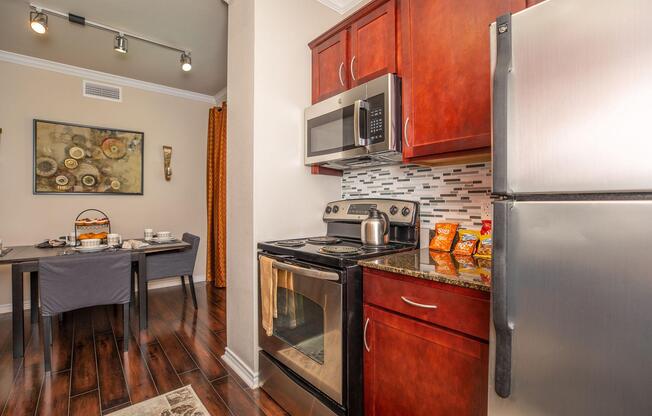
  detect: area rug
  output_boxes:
[109,385,210,416]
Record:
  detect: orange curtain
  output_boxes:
[206,103,227,287]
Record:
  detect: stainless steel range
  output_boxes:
[258,198,419,416]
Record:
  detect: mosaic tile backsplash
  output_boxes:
[341,163,493,234]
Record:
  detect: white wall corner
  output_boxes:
[222,347,260,389]
[316,0,365,14]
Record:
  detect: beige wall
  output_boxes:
[0,59,213,306]
[225,0,346,384]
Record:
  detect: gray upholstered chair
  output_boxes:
[145,233,200,309]
[39,251,132,373]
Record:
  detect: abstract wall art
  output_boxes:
[33,119,144,195]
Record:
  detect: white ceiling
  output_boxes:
[0,0,228,95]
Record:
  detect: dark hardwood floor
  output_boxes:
[0,283,288,416]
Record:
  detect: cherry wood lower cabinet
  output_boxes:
[363,268,490,415]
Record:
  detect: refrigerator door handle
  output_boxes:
[492,13,512,195]
[493,199,513,398]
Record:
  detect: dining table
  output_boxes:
[0,239,190,358]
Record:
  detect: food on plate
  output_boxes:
[77,232,108,240]
[453,229,480,256]
[429,223,459,252]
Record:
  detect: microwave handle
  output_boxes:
[353,99,370,147]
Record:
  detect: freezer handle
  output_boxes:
[492,13,512,195]
[492,199,513,398]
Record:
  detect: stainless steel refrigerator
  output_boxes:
[489,0,652,414]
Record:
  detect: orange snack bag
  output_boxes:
[453,230,480,256]
[429,251,458,277]
[429,223,459,252]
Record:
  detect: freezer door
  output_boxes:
[492,0,652,194]
[490,200,652,415]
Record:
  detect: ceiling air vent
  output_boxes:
[83,81,122,102]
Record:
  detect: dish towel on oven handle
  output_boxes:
[260,256,278,336]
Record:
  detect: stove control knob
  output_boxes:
[401,207,411,217]
[325,206,332,214]
[332,205,340,213]
[389,205,399,215]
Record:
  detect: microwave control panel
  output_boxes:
[367,94,385,144]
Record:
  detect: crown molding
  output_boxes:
[215,87,227,105]
[316,0,365,14]
[0,49,217,105]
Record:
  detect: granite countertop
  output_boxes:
[359,248,492,292]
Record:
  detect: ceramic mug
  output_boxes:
[81,238,100,248]
[107,233,122,247]
[157,231,171,239]
[66,232,76,246]
[144,229,154,240]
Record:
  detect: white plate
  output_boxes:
[73,244,109,253]
[151,236,175,243]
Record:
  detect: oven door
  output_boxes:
[258,255,344,405]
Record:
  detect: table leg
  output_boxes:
[12,265,24,358]
[30,271,38,324]
[138,253,148,331]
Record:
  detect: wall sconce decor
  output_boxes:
[163,145,172,181]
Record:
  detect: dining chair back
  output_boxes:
[145,233,200,308]
[39,251,132,372]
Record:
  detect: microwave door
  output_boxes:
[305,103,368,165]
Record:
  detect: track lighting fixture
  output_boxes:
[181,52,192,72]
[114,33,128,54]
[30,10,48,34]
[28,3,194,71]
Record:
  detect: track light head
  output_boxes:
[114,33,128,54]
[30,10,48,34]
[181,52,192,72]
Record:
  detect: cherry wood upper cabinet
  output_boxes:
[363,304,489,416]
[401,0,526,160]
[349,0,396,87]
[311,30,349,104]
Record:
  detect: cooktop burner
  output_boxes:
[275,239,307,247]
[307,236,341,245]
[318,245,363,256]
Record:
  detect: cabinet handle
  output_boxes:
[338,62,345,87]
[401,296,438,309]
[363,317,370,352]
[404,117,411,148]
[350,56,357,81]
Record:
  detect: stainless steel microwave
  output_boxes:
[304,74,402,170]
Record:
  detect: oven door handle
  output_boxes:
[272,260,340,281]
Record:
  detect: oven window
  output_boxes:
[307,105,356,157]
[273,286,325,365]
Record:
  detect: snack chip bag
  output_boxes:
[429,223,459,252]
[429,251,458,276]
[453,230,480,256]
[480,220,492,235]
[475,234,493,259]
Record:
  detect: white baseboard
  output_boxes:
[222,347,260,389]
[0,274,206,315]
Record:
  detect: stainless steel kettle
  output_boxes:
[361,208,390,246]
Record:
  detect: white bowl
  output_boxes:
[157,231,171,239]
[81,238,101,248]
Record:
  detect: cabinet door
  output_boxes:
[364,305,488,416]
[401,0,524,159]
[349,0,396,87]
[311,30,348,104]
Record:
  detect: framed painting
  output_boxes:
[33,119,144,195]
